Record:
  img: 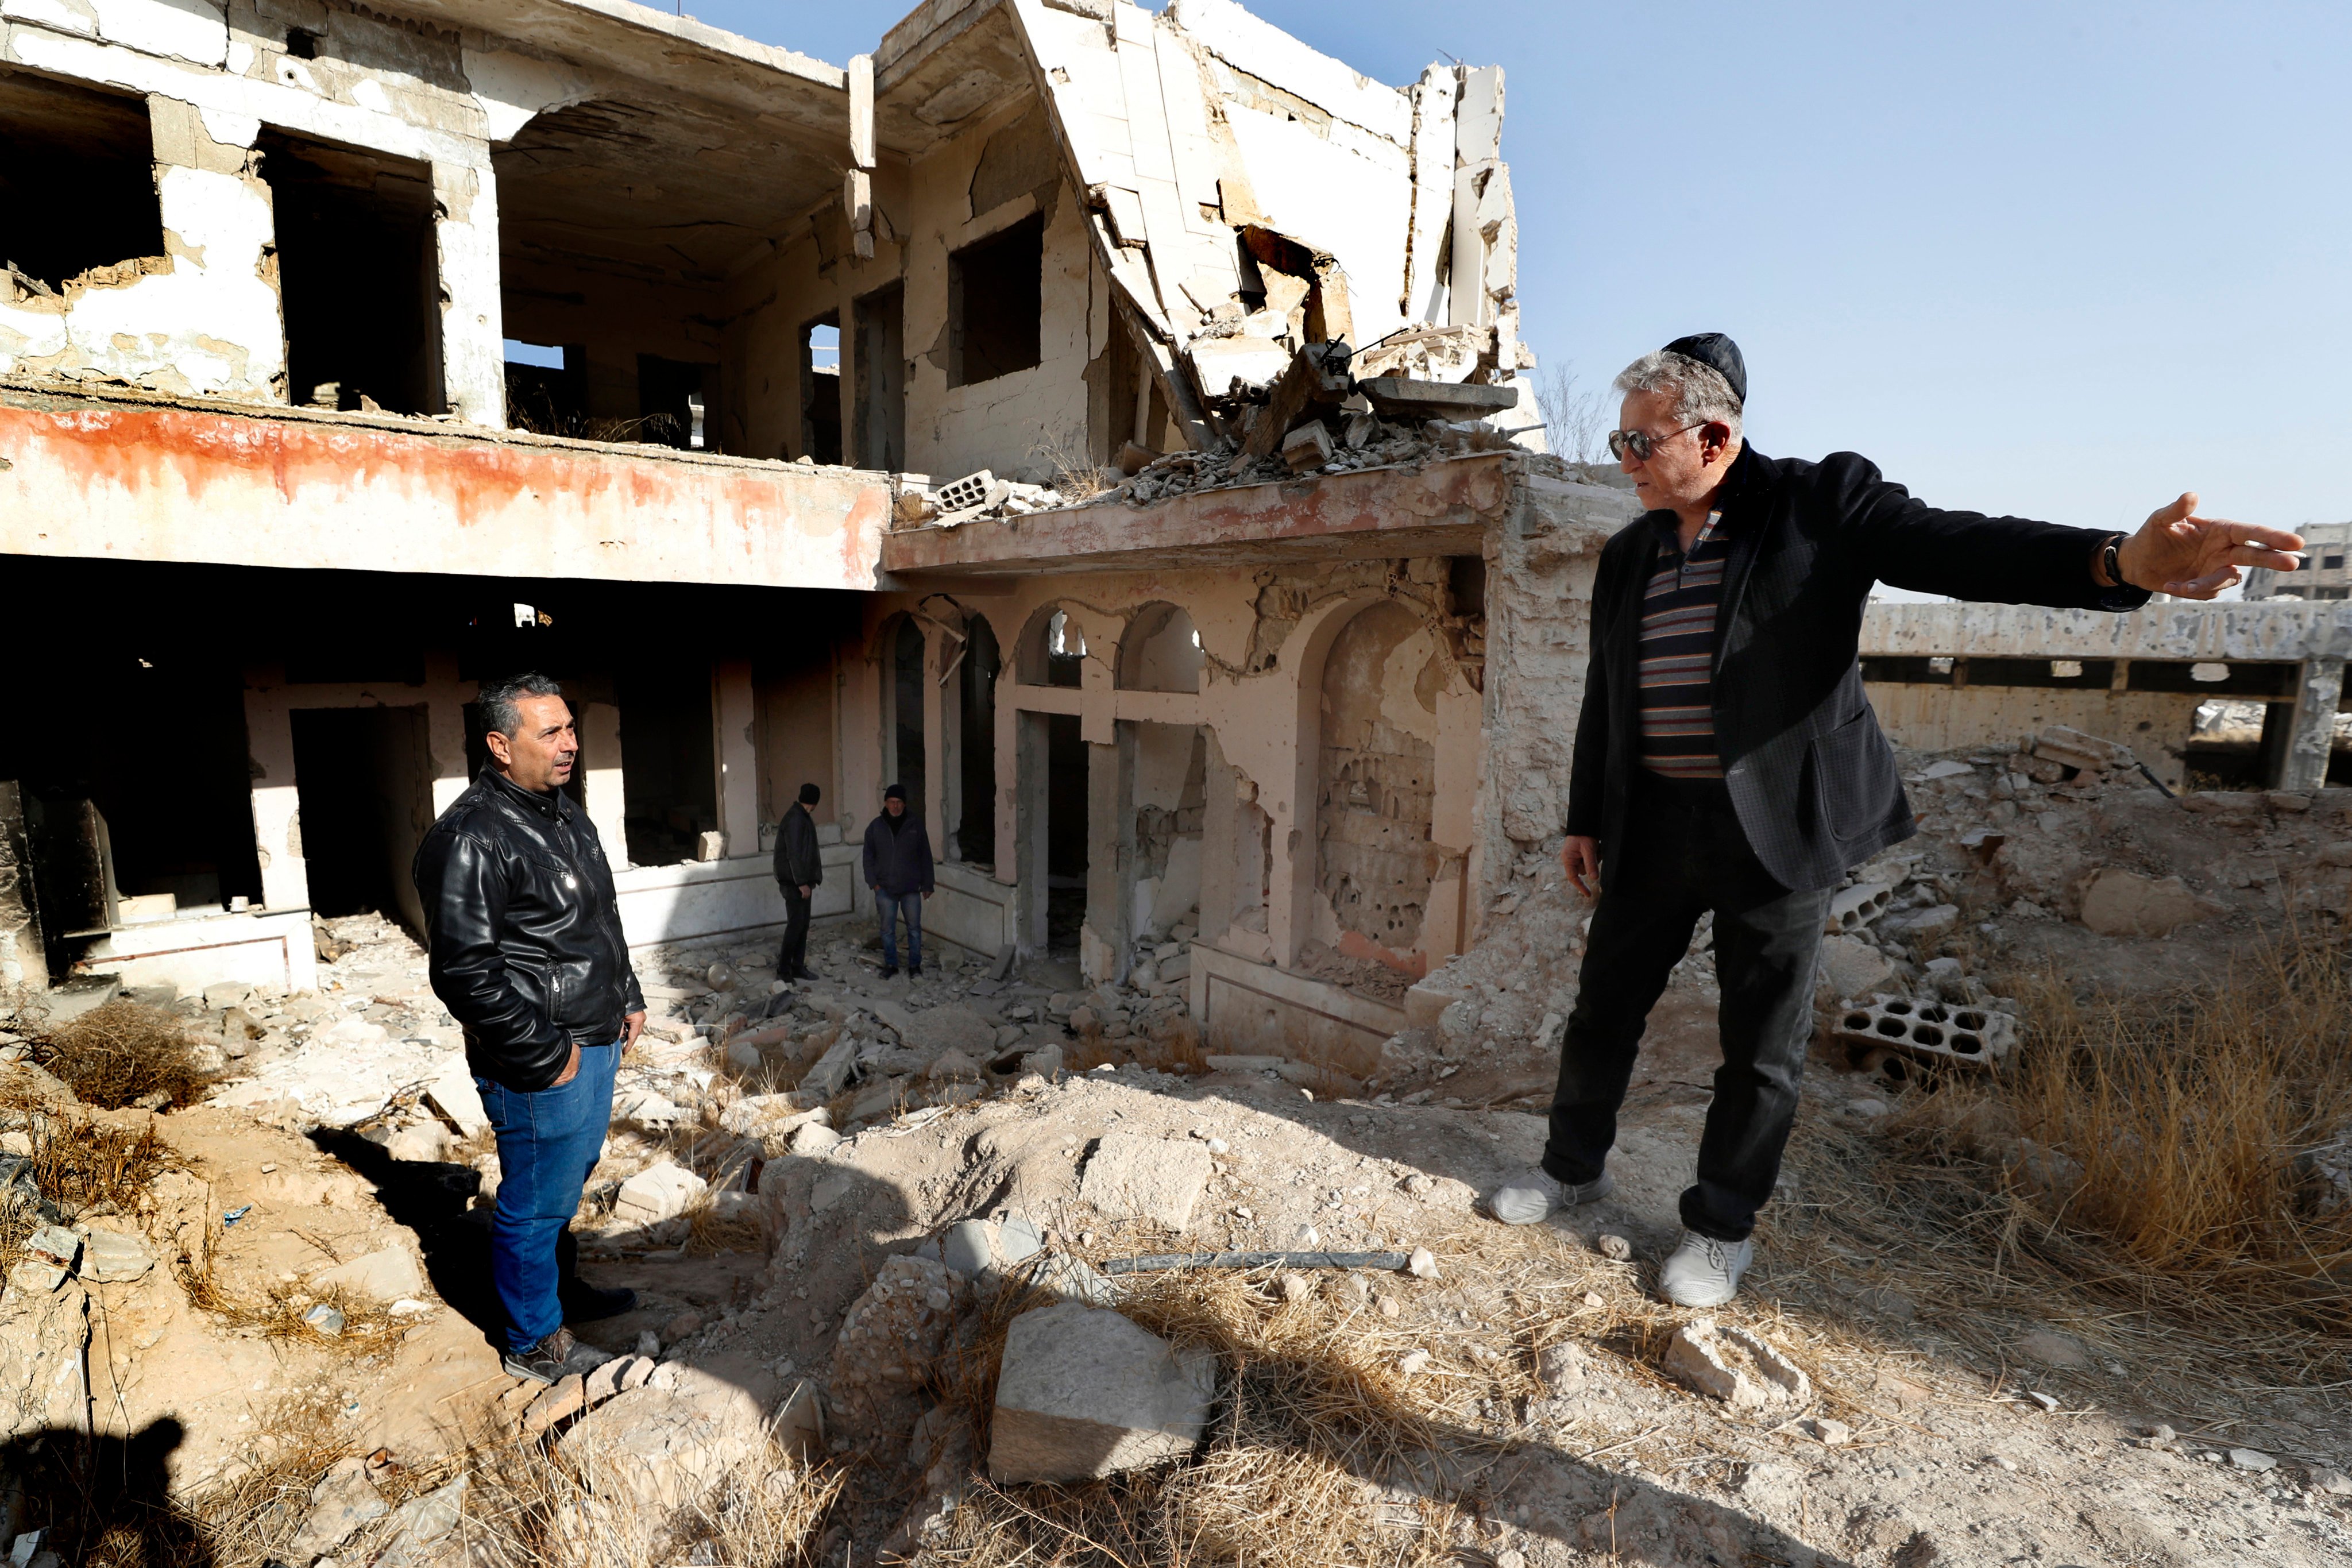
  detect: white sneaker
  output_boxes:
[1659,1231,1754,1308]
[1486,1167,1615,1226]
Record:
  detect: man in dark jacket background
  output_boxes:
[413,672,645,1382]
[773,782,824,981]
[862,783,934,979]
[1486,334,2303,1309]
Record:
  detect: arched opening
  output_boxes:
[1115,602,1203,693]
[1017,604,1087,689]
[1315,601,1442,972]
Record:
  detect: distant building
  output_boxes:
[2246,522,2352,600]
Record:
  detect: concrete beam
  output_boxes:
[1,383,894,592]
[1861,600,2352,663]
[881,452,1521,579]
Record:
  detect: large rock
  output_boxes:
[310,1245,427,1304]
[557,1357,777,1515]
[897,1004,998,1061]
[283,1456,389,1562]
[1663,1319,1810,1411]
[612,1162,706,1226]
[1817,934,1897,1000]
[828,1256,965,1442]
[0,1277,88,1439]
[990,1301,1216,1482]
[1078,1133,1212,1232]
[423,1059,490,1137]
[2076,867,2203,939]
[372,1476,467,1568]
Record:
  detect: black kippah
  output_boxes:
[1662,333,1746,407]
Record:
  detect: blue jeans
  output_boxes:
[476,1040,617,1352]
[876,889,923,971]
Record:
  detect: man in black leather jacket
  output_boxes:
[1486,334,2304,1311]
[773,782,824,981]
[413,672,646,1382]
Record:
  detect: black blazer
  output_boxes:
[1564,445,2149,893]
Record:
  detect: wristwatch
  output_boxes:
[2099,533,2126,589]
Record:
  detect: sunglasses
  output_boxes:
[1606,421,1705,461]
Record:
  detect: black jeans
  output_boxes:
[1544,774,1830,1242]
[777,884,812,976]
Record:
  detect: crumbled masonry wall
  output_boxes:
[1863,686,2206,790]
[1476,463,1642,875]
[0,0,749,423]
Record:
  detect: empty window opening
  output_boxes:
[259,129,440,414]
[853,283,906,469]
[801,316,841,464]
[949,214,1042,387]
[1019,606,1088,689]
[504,338,587,436]
[887,617,928,820]
[284,28,320,59]
[0,72,164,293]
[290,706,434,936]
[955,615,1001,867]
[639,354,715,450]
[1117,603,1204,693]
[615,662,716,866]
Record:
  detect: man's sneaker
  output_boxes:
[1486,1167,1614,1226]
[559,1278,637,1323]
[502,1326,585,1385]
[909,963,923,978]
[1659,1231,1754,1308]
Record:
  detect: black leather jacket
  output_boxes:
[412,768,644,1092]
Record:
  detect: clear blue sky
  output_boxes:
[679,0,2349,544]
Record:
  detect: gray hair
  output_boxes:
[478,671,565,737]
[1613,350,1743,441]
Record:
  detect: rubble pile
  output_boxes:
[889,338,1535,531]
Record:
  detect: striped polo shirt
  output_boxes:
[1637,510,1729,779]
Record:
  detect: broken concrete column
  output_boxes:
[990,1300,1216,1482]
[2281,656,2346,794]
[431,161,507,428]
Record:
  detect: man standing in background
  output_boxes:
[773,782,824,982]
[862,783,934,980]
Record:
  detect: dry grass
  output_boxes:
[1755,929,2352,1447]
[35,1000,218,1110]
[446,1432,843,1567]
[927,1265,1511,1566]
[1875,928,2352,1320]
[1031,432,1109,503]
[0,1087,172,1276]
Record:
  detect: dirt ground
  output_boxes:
[9,750,2352,1564]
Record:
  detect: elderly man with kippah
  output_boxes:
[1485,334,2305,1307]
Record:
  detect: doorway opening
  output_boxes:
[289,706,434,936]
[615,663,716,866]
[887,618,927,821]
[1046,713,1088,953]
[955,616,1000,867]
[853,283,906,470]
[800,315,841,464]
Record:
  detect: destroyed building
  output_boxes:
[0,0,1596,1073]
